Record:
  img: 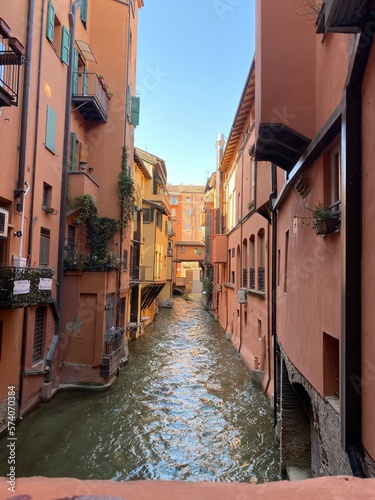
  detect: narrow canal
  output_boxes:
[0,297,280,483]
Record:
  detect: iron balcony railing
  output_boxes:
[72,72,109,122]
[0,37,24,107]
[0,266,54,309]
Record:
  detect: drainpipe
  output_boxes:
[269,163,278,426]
[341,83,365,478]
[117,0,132,325]
[18,0,46,418]
[45,0,82,380]
[14,0,34,211]
[215,133,225,220]
[18,182,30,260]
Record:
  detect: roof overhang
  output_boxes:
[316,0,370,34]
[254,123,311,173]
[221,59,256,172]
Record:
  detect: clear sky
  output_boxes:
[134,0,255,186]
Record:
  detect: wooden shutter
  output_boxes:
[130,96,140,126]
[80,0,88,26]
[82,67,88,95]
[61,26,70,65]
[73,49,79,94]
[45,105,56,153]
[70,131,77,171]
[46,1,55,42]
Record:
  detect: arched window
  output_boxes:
[257,229,265,292]
[250,235,255,289]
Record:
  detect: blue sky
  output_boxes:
[134,1,255,186]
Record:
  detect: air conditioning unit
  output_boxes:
[0,208,9,238]
[237,288,247,304]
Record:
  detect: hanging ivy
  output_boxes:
[118,146,135,233]
[68,194,117,270]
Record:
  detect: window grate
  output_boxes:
[258,266,265,292]
[250,267,255,289]
[242,268,248,288]
[32,307,44,364]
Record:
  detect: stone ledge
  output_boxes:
[1,476,375,500]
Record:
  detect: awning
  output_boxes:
[76,40,97,63]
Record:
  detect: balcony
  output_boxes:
[0,267,54,309]
[72,72,109,123]
[0,32,24,107]
[100,328,124,380]
[212,234,227,263]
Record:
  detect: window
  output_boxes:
[258,229,265,292]
[323,332,339,397]
[156,211,163,229]
[42,182,52,208]
[45,105,56,153]
[186,197,191,203]
[80,0,88,27]
[194,248,202,255]
[180,246,185,253]
[143,207,154,223]
[185,223,191,231]
[123,249,128,271]
[170,197,178,205]
[33,307,45,365]
[186,208,192,217]
[46,1,55,42]
[39,228,50,267]
[330,146,341,213]
[242,239,248,288]
[250,235,255,289]
[67,225,75,254]
[130,96,140,127]
[70,131,78,171]
[60,26,70,65]
[171,208,176,216]
[284,230,289,293]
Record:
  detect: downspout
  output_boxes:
[341,79,365,478]
[17,0,35,418]
[14,0,34,210]
[238,135,245,354]
[340,24,374,478]
[45,0,82,379]
[117,1,131,325]
[269,163,278,426]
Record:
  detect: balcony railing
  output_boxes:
[0,267,54,309]
[100,328,124,380]
[72,72,109,123]
[0,36,24,107]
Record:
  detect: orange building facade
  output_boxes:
[0,0,144,431]
[209,0,375,479]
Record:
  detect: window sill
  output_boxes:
[245,288,266,299]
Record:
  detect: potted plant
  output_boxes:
[310,203,338,236]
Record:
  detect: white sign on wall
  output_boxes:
[13,280,30,295]
[38,278,53,290]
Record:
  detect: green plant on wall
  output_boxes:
[68,194,117,269]
[118,146,135,233]
[202,267,213,297]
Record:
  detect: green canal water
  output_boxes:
[0,297,281,483]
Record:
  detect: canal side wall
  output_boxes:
[280,343,353,477]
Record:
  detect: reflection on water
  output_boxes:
[0,297,281,483]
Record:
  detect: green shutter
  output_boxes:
[61,26,70,65]
[71,132,77,171]
[80,0,88,25]
[130,96,140,126]
[45,105,56,153]
[83,67,88,95]
[73,49,79,94]
[46,1,55,42]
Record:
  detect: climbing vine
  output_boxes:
[66,194,117,270]
[118,146,135,233]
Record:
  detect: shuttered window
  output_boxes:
[70,131,77,171]
[45,105,56,153]
[39,228,50,267]
[46,1,55,42]
[61,26,70,65]
[130,96,140,126]
[33,307,45,365]
[80,0,88,26]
